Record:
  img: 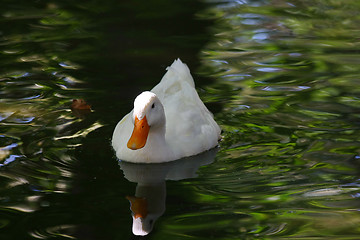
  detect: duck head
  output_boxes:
[127,91,165,150]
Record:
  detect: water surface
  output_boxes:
[1,0,360,239]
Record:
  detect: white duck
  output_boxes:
[120,148,218,236]
[112,59,221,163]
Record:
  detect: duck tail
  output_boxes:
[166,58,195,87]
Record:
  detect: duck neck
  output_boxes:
[148,123,166,146]
[145,123,174,162]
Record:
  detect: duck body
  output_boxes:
[112,59,221,163]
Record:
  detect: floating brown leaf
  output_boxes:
[71,99,92,118]
[71,99,91,110]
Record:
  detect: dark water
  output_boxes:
[1,0,360,239]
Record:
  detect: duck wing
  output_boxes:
[152,59,221,158]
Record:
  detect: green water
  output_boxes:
[1,0,360,239]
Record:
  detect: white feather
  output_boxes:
[112,59,221,163]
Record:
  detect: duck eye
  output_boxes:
[151,103,155,109]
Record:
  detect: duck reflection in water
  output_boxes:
[119,148,218,236]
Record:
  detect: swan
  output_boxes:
[112,59,221,163]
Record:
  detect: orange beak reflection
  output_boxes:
[126,196,148,219]
[127,116,150,150]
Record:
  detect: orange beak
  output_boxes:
[127,116,150,150]
[126,196,148,219]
